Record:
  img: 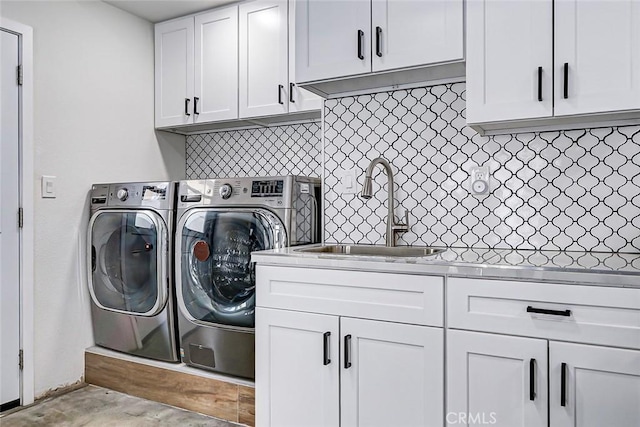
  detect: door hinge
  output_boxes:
[18,207,24,228]
[19,349,24,370]
[17,64,23,86]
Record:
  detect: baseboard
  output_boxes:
[84,349,254,426]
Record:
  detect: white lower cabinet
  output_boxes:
[447,330,548,427]
[257,307,443,427]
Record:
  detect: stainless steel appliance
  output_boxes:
[175,176,320,379]
[88,182,178,362]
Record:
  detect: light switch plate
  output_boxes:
[41,175,56,198]
[338,168,358,194]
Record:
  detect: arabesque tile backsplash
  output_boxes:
[186,82,640,253]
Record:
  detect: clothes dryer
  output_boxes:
[88,182,178,362]
[175,176,320,378]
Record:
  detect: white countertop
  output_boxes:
[251,245,640,288]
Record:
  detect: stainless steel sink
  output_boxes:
[295,244,446,257]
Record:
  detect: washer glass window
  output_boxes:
[179,210,281,328]
[90,211,162,314]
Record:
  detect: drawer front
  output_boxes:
[256,265,444,327]
[448,278,640,349]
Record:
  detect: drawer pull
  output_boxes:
[529,358,536,401]
[344,334,352,369]
[526,306,571,317]
[323,332,331,366]
[561,362,567,407]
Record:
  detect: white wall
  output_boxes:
[1,0,185,397]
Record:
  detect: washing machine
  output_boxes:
[87,181,178,362]
[175,176,320,379]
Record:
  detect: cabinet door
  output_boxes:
[154,17,194,127]
[288,0,323,112]
[550,342,640,427]
[447,330,548,427]
[239,0,289,118]
[466,0,553,124]
[341,318,443,427]
[256,307,339,427]
[371,0,463,72]
[194,7,238,122]
[295,0,371,83]
[555,0,640,116]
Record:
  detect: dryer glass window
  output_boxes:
[90,211,161,314]
[179,210,280,328]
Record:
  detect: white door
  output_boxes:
[555,0,640,116]
[466,0,553,124]
[239,0,289,118]
[1,28,21,410]
[154,17,194,127]
[288,0,322,112]
[341,318,443,427]
[295,0,371,83]
[255,307,339,427]
[194,7,239,123]
[447,330,548,427]
[550,342,640,427]
[371,0,463,72]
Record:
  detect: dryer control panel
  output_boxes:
[90,181,174,212]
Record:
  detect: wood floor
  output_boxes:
[85,352,255,426]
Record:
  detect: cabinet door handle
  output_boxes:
[561,362,567,407]
[323,332,331,365]
[289,82,295,103]
[529,358,536,401]
[193,97,199,115]
[537,66,543,102]
[357,30,365,60]
[563,63,569,99]
[376,26,383,57]
[184,98,191,116]
[344,334,352,369]
[526,306,571,317]
[278,84,284,105]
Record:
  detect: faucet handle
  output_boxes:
[393,211,410,233]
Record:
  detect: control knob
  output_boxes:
[219,184,233,199]
[116,188,129,201]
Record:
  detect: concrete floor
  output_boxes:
[1,385,241,426]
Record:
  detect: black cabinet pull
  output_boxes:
[561,362,567,407]
[529,359,536,401]
[344,334,352,369]
[376,26,383,57]
[527,306,571,317]
[184,98,191,116]
[323,332,331,365]
[289,83,295,103]
[537,67,543,102]
[357,30,364,60]
[563,63,569,99]
[278,84,284,105]
[194,97,199,115]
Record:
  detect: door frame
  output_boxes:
[0,16,34,406]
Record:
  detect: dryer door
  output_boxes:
[177,208,286,329]
[88,209,168,316]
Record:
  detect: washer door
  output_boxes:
[88,209,167,316]
[177,208,286,329]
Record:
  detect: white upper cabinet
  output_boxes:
[295,0,371,83]
[466,0,553,124]
[239,0,289,118]
[466,0,640,134]
[195,8,239,122]
[554,0,640,116]
[371,0,464,72]
[155,17,194,128]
